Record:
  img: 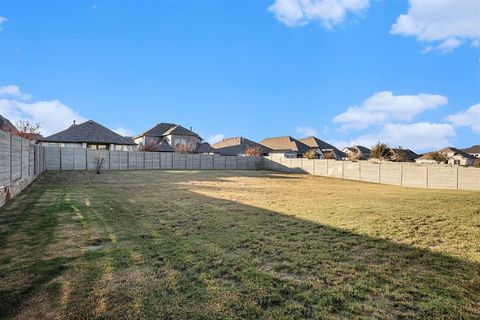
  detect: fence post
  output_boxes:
[326,160,329,176]
[358,161,361,180]
[20,138,23,178]
[456,166,459,190]
[85,148,88,171]
[426,166,429,188]
[400,163,403,187]
[378,163,381,183]
[342,160,345,179]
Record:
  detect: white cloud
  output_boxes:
[446,103,480,133]
[296,126,317,137]
[0,85,86,136]
[331,122,456,152]
[333,91,448,130]
[0,85,31,100]
[208,133,225,144]
[113,127,134,137]
[0,16,7,31]
[268,0,369,28]
[391,0,480,53]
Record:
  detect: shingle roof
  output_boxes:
[299,136,345,158]
[391,148,419,161]
[463,145,480,154]
[156,139,175,152]
[0,115,18,133]
[259,136,310,154]
[135,123,200,139]
[195,142,218,154]
[39,120,136,145]
[212,137,272,156]
[439,147,476,159]
[355,145,371,154]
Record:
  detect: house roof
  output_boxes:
[135,123,201,139]
[0,115,18,133]
[343,145,371,155]
[439,147,476,159]
[299,136,345,158]
[156,139,175,152]
[212,137,272,156]
[195,142,217,154]
[418,147,476,160]
[39,120,136,145]
[391,148,419,161]
[259,136,310,154]
[463,145,480,154]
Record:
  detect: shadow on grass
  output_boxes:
[0,170,479,319]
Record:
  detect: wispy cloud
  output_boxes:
[333,91,447,130]
[295,126,317,137]
[207,133,225,144]
[0,16,7,31]
[391,0,480,53]
[268,0,369,28]
[446,103,480,133]
[113,127,134,137]
[0,85,32,100]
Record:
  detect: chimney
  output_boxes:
[73,120,76,126]
[190,126,192,131]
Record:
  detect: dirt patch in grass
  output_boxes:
[0,170,479,319]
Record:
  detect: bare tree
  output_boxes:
[429,151,448,164]
[347,151,361,162]
[371,142,391,161]
[323,150,336,160]
[139,141,162,152]
[245,146,263,170]
[15,120,41,140]
[174,142,198,154]
[392,149,407,162]
[303,149,319,159]
[93,156,105,174]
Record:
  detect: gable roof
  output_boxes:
[195,142,218,154]
[212,137,272,156]
[299,136,345,158]
[463,145,480,154]
[391,148,419,161]
[0,115,18,133]
[156,139,175,152]
[439,147,476,159]
[259,136,310,154]
[39,120,136,145]
[135,123,200,139]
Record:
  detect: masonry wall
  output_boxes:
[43,146,260,172]
[263,155,480,191]
[0,131,46,208]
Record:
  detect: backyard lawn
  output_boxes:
[0,170,479,319]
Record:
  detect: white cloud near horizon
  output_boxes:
[333,91,448,130]
[268,0,369,28]
[446,103,480,133]
[113,127,134,137]
[208,133,225,144]
[296,126,317,137]
[391,0,480,53]
[330,122,456,152]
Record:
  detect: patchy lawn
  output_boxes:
[0,170,479,319]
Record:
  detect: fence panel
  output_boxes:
[427,166,457,189]
[458,167,480,190]
[379,163,401,186]
[60,148,74,170]
[0,132,11,186]
[343,161,359,180]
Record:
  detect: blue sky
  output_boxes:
[0,0,478,152]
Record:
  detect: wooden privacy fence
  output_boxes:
[263,156,480,191]
[43,146,261,171]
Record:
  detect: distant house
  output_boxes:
[134,123,201,150]
[259,136,310,158]
[39,120,137,151]
[212,137,271,156]
[299,136,345,159]
[389,148,419,162]
[463,145,480,158]
[415,147,476,166]
[342,145,371,160]
[0,115,18,134]
[194,142,218,155]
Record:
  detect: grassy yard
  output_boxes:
[0,170,479,319]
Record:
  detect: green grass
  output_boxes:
[0,170,479,319]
